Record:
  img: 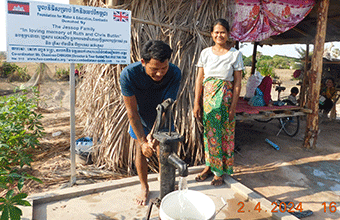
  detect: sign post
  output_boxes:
[70,63,76,185]
[6,0,131,185]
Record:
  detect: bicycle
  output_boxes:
[255,116,300,137]
[254,81,300,137]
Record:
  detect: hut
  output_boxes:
[74,0,338,174]
[257,0,340,148]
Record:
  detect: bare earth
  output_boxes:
[1,65,340,220]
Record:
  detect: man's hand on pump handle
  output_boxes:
[141,133,158,158]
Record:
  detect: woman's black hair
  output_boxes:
[141,40,173,63]
[210,18,230,33]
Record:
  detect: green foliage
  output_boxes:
[260,55,272,61]
[0,87,44,220]
[8,67,30,83]
[0,62,30,82]
[242,54,301,70]
[0,62,18,78]
[76,63,83,71]
[257,61,276,78]
[55,67,70,81]
[295,46,313,59]
[242,55,252,66]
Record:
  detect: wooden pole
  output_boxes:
[251,42,259,75]
[303,0,329,149]
[235,41,239,50]
[299,43,309,107]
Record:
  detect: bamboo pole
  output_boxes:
[303,0,329,149]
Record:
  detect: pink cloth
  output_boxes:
[230,0,315,42]
[258,76,273,105]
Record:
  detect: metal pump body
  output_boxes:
[152,98,188,199]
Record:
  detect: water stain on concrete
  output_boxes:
[80,193,102,203]
[102,211,118,218]
[222,193,275,220]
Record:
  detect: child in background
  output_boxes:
[285,87,299,106]
[319,78,336,118]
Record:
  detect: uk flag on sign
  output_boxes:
[113,11,129,22]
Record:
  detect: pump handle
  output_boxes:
[154,98,174,133]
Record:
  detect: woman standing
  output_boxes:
[193,18,244,186]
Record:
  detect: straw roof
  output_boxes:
[76,0,237,174]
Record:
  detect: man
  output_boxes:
[120,40,181,206]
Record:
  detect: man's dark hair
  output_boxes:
[141,40,173,63]
[210,18,230,33]
[291,87,299,94]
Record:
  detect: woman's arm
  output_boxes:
[193,67,205,119]
[229,70,242,121]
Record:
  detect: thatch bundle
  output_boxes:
[77,0,236,175]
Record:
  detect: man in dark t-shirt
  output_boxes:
[120,40,181,206]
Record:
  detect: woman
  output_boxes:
[193,18,244,186]
[319,77,336,118]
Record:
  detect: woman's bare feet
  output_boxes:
[135,186,149,206]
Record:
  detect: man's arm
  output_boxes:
[123,95,154,157]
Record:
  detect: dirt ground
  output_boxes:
[1,65,340,220]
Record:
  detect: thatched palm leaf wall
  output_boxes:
[77,0,236,174]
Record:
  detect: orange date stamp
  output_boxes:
[237,201,303,213]
[322,202,338,213]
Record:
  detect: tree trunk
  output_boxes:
[251,42,258,75]
[299,44,309,107]
[303,0,329,149]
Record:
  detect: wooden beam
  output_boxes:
[292,27,310,37]
[235,111,306,121]
[303,0,330,149]
[300,108,313,114]
[303,60,340,65]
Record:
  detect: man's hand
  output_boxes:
[141,134,158,158]
[141,141,155,158]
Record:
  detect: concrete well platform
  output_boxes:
[22,165,299,220]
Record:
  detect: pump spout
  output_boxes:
[168,153,188,177]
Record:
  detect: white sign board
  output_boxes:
[6,0,131,64]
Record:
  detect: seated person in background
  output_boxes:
[319,77,336,117]
[248,75,273,106]
[284,87,299,106]
[257,75,273,106]
[244,70,263,101]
